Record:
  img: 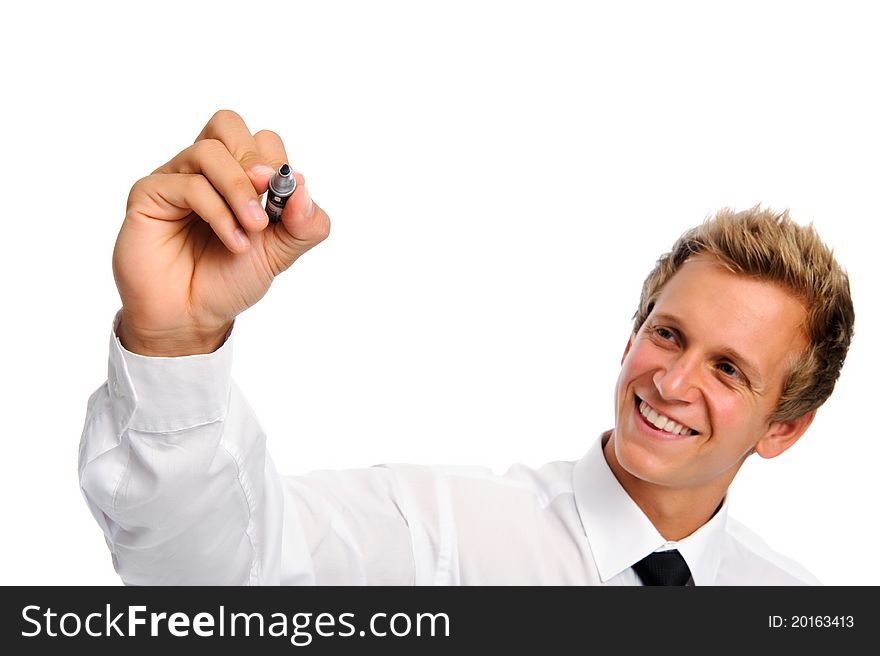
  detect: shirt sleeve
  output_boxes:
[77,312,416,585]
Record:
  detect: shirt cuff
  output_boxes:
[107,310,235,435]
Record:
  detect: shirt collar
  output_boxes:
[573,432,728,585]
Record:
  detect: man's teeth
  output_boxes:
[639,400,695,436]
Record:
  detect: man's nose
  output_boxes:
[652,353,701,402]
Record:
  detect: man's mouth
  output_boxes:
[634,395,699,437]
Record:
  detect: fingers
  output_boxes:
[253,128,328,247]
[154,139,269,232]
[260,171,332,275]
[195,110,275,186]
[129,174,253,254]
[253,132,310,230]
[286,179,331,246]
[140,109,325,265]
[152,112,297,238]
[254,129,289,171]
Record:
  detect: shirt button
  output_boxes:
[113,380,124,398]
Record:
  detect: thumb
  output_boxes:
[263,172,331,275]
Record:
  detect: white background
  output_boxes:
[1,1,877,585]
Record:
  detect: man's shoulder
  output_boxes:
[720,516,821,585]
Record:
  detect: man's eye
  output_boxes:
[717,362,740,378]
[655,327,675,341]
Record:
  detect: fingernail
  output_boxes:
[234,228,251,248]
[251,165,276,178]
[248,198,268,223]
[301,188,314,218]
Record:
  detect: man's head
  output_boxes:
[610,206,854,495]
[633,206,854,423]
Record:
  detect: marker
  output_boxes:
[265,163,296,223]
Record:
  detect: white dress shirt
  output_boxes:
[78,314,820,586]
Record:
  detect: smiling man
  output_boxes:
[79,111,854,586]
[607,222,852,556]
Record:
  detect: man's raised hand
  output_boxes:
[113,110,330,356]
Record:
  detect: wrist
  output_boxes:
[116,315,232,357]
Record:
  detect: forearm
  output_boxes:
[80,313,418,586]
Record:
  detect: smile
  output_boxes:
[635,395,698,437]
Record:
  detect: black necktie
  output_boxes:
[633,549,693,586]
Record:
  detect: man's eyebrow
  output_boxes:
[649,313,764,388]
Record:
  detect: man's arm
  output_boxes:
[78,111,412,584]
[79,314,417,584]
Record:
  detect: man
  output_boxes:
[79,110,854,585]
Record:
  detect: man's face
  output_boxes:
[610,254,810,494]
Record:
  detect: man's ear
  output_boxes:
[621,336,633,365]
[754,410,816,459]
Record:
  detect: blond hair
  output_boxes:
[632,206,854,422]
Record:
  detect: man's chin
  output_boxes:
[608,425,680,486]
